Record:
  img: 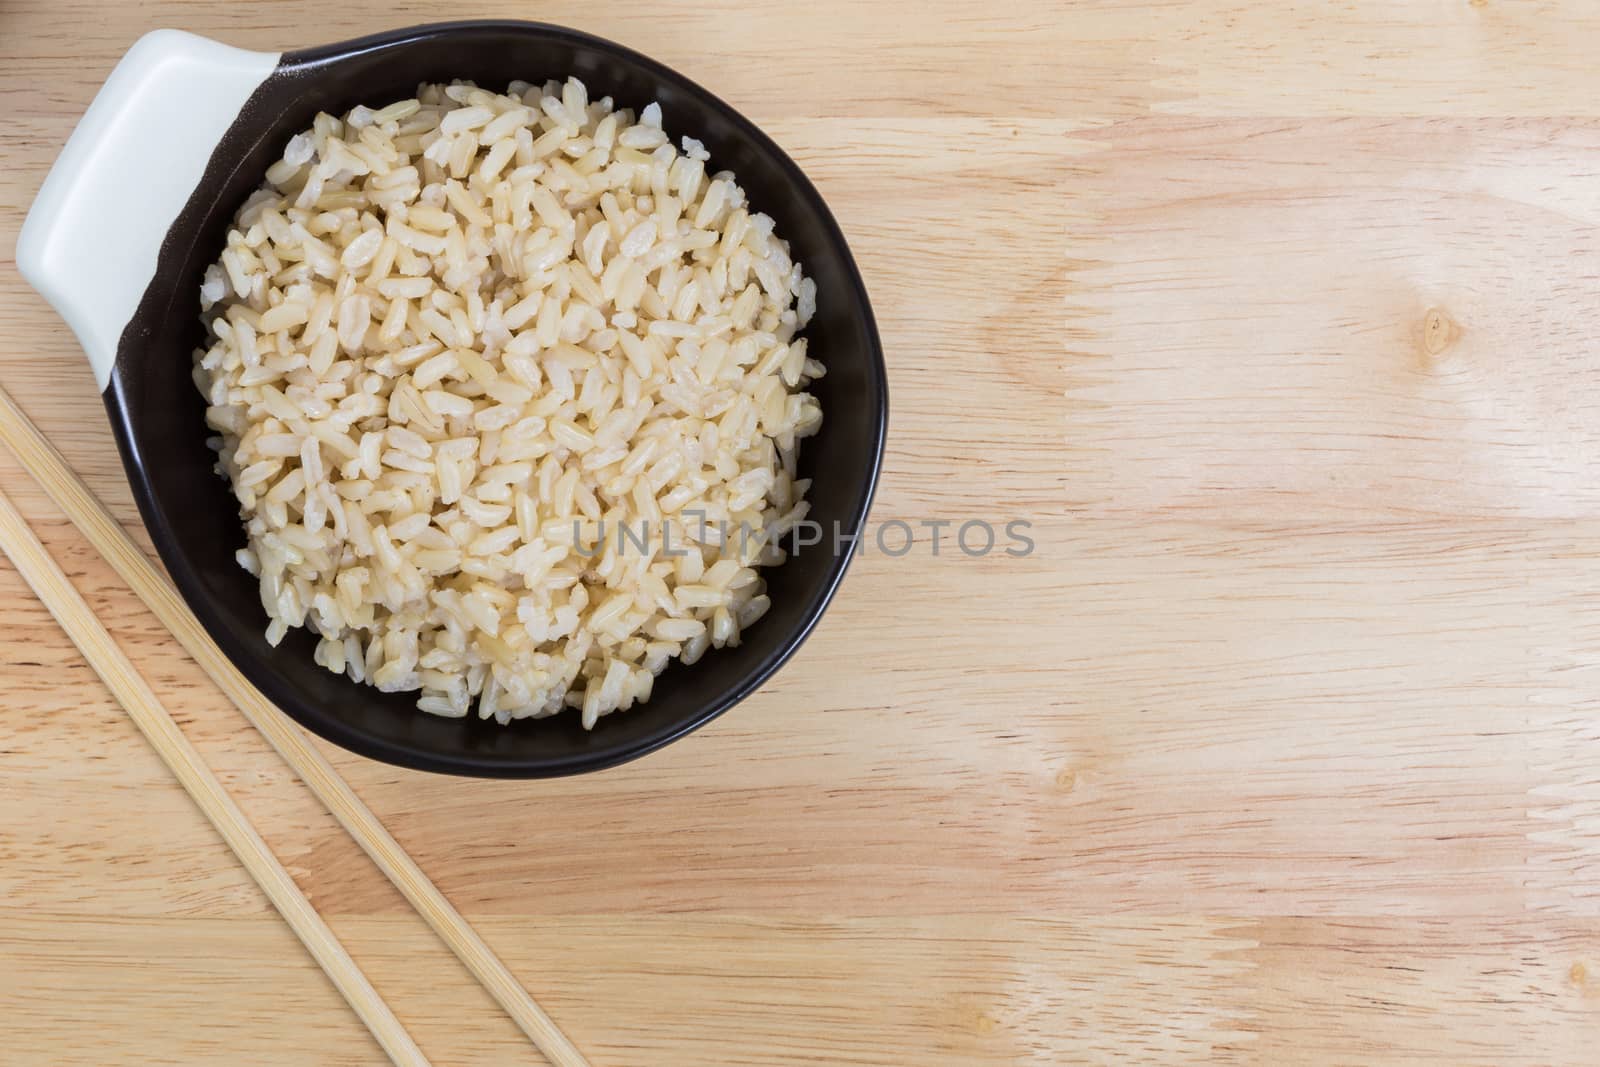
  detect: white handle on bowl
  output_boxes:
[17,30,280,390]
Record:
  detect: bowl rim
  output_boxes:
[110,19,888,777]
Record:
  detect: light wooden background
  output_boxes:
[6,1,1600,1063]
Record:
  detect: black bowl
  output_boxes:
[90,22,885,776]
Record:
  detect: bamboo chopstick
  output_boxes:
[0,485,430,1067]
[0,386,589,1067]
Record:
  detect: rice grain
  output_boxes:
[195,78,823,726]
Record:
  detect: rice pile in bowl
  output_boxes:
[193,78,823,728]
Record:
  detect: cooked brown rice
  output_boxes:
[193,78,822,727]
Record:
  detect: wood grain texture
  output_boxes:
[6,1,1600,1063]
[0,487,428,1065]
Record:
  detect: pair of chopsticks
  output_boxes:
[0,385,588,1067]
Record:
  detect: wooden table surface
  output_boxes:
[7,1,1600,1063]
